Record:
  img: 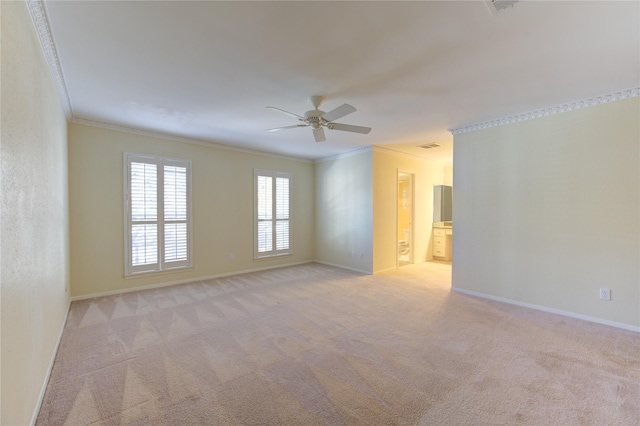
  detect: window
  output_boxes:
[125,153,192,275]
[255,169,291,259]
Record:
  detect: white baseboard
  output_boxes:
[314,260,372,275]
[31,297,72,426]
[452,287,640,333]
[71,261,318,301]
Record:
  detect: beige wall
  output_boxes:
[452,97,640,329]
[444,165,453,186]
[315,149,373,273]
[372,148,446,272]
[1,1,71,424]
[69,123,315,297]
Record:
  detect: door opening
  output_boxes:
[397,171,414,266]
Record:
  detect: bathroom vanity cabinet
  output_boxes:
[433,184,453,261]
[433,227,452,261]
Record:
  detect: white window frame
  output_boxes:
[254,169,292,259]
[124,153,192,276]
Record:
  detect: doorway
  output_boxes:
[397,171,414,266]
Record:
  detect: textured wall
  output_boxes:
[314,147,447,274]
[452,97,640,329]
[315,149,373,273]
[443,165,453,186]
[68,123,315,298]
[1,1,70,424]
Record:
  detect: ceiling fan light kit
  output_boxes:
[266,96,371,142]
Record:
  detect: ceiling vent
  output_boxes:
[485,0,518,14]
[418,143,441,150]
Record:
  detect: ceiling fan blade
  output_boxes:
[321,104,356,122]
[266,106,305,119]
[313,127,326,142]
[328,123,372,134]
[266,124,308,132]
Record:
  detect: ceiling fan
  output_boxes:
[266,96,371,142]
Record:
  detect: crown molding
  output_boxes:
[315,146,373,163]
[450,87,640,135]
[70,118,313,163]
[372,145,448,166]
[315,145,450,165]
[26,0,73,119]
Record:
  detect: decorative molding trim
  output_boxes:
[372,145,445,165]
[315,145,373,163]
[452,287,640,333]
[450,87,640,135]
[71,117,313,164]
[315,144,449,165]
[26,0,73,119]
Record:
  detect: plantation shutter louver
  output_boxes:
[126,154,192,275]
[255,170,291,258]
[130,162,158,267]
[257,175,273,253]
[275,177,289,251]
[163,165,188,263]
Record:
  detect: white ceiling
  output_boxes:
[43,0,639,163]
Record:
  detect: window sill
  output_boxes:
[125,266,194,280]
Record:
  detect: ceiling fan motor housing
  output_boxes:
[304,109,325,129]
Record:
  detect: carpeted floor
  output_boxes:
[37,262,640,425]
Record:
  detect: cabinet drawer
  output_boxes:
[433,229,446,237]
[433,237,446,247]
[434,246,446,257]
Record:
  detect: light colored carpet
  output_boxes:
[37,262,639,425]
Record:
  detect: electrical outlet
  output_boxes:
[599,288,611,300]
[228,252,234,261]
[350,251,355,258]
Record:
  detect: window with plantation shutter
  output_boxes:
[255,169,291,259]
[125,153,192,276]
